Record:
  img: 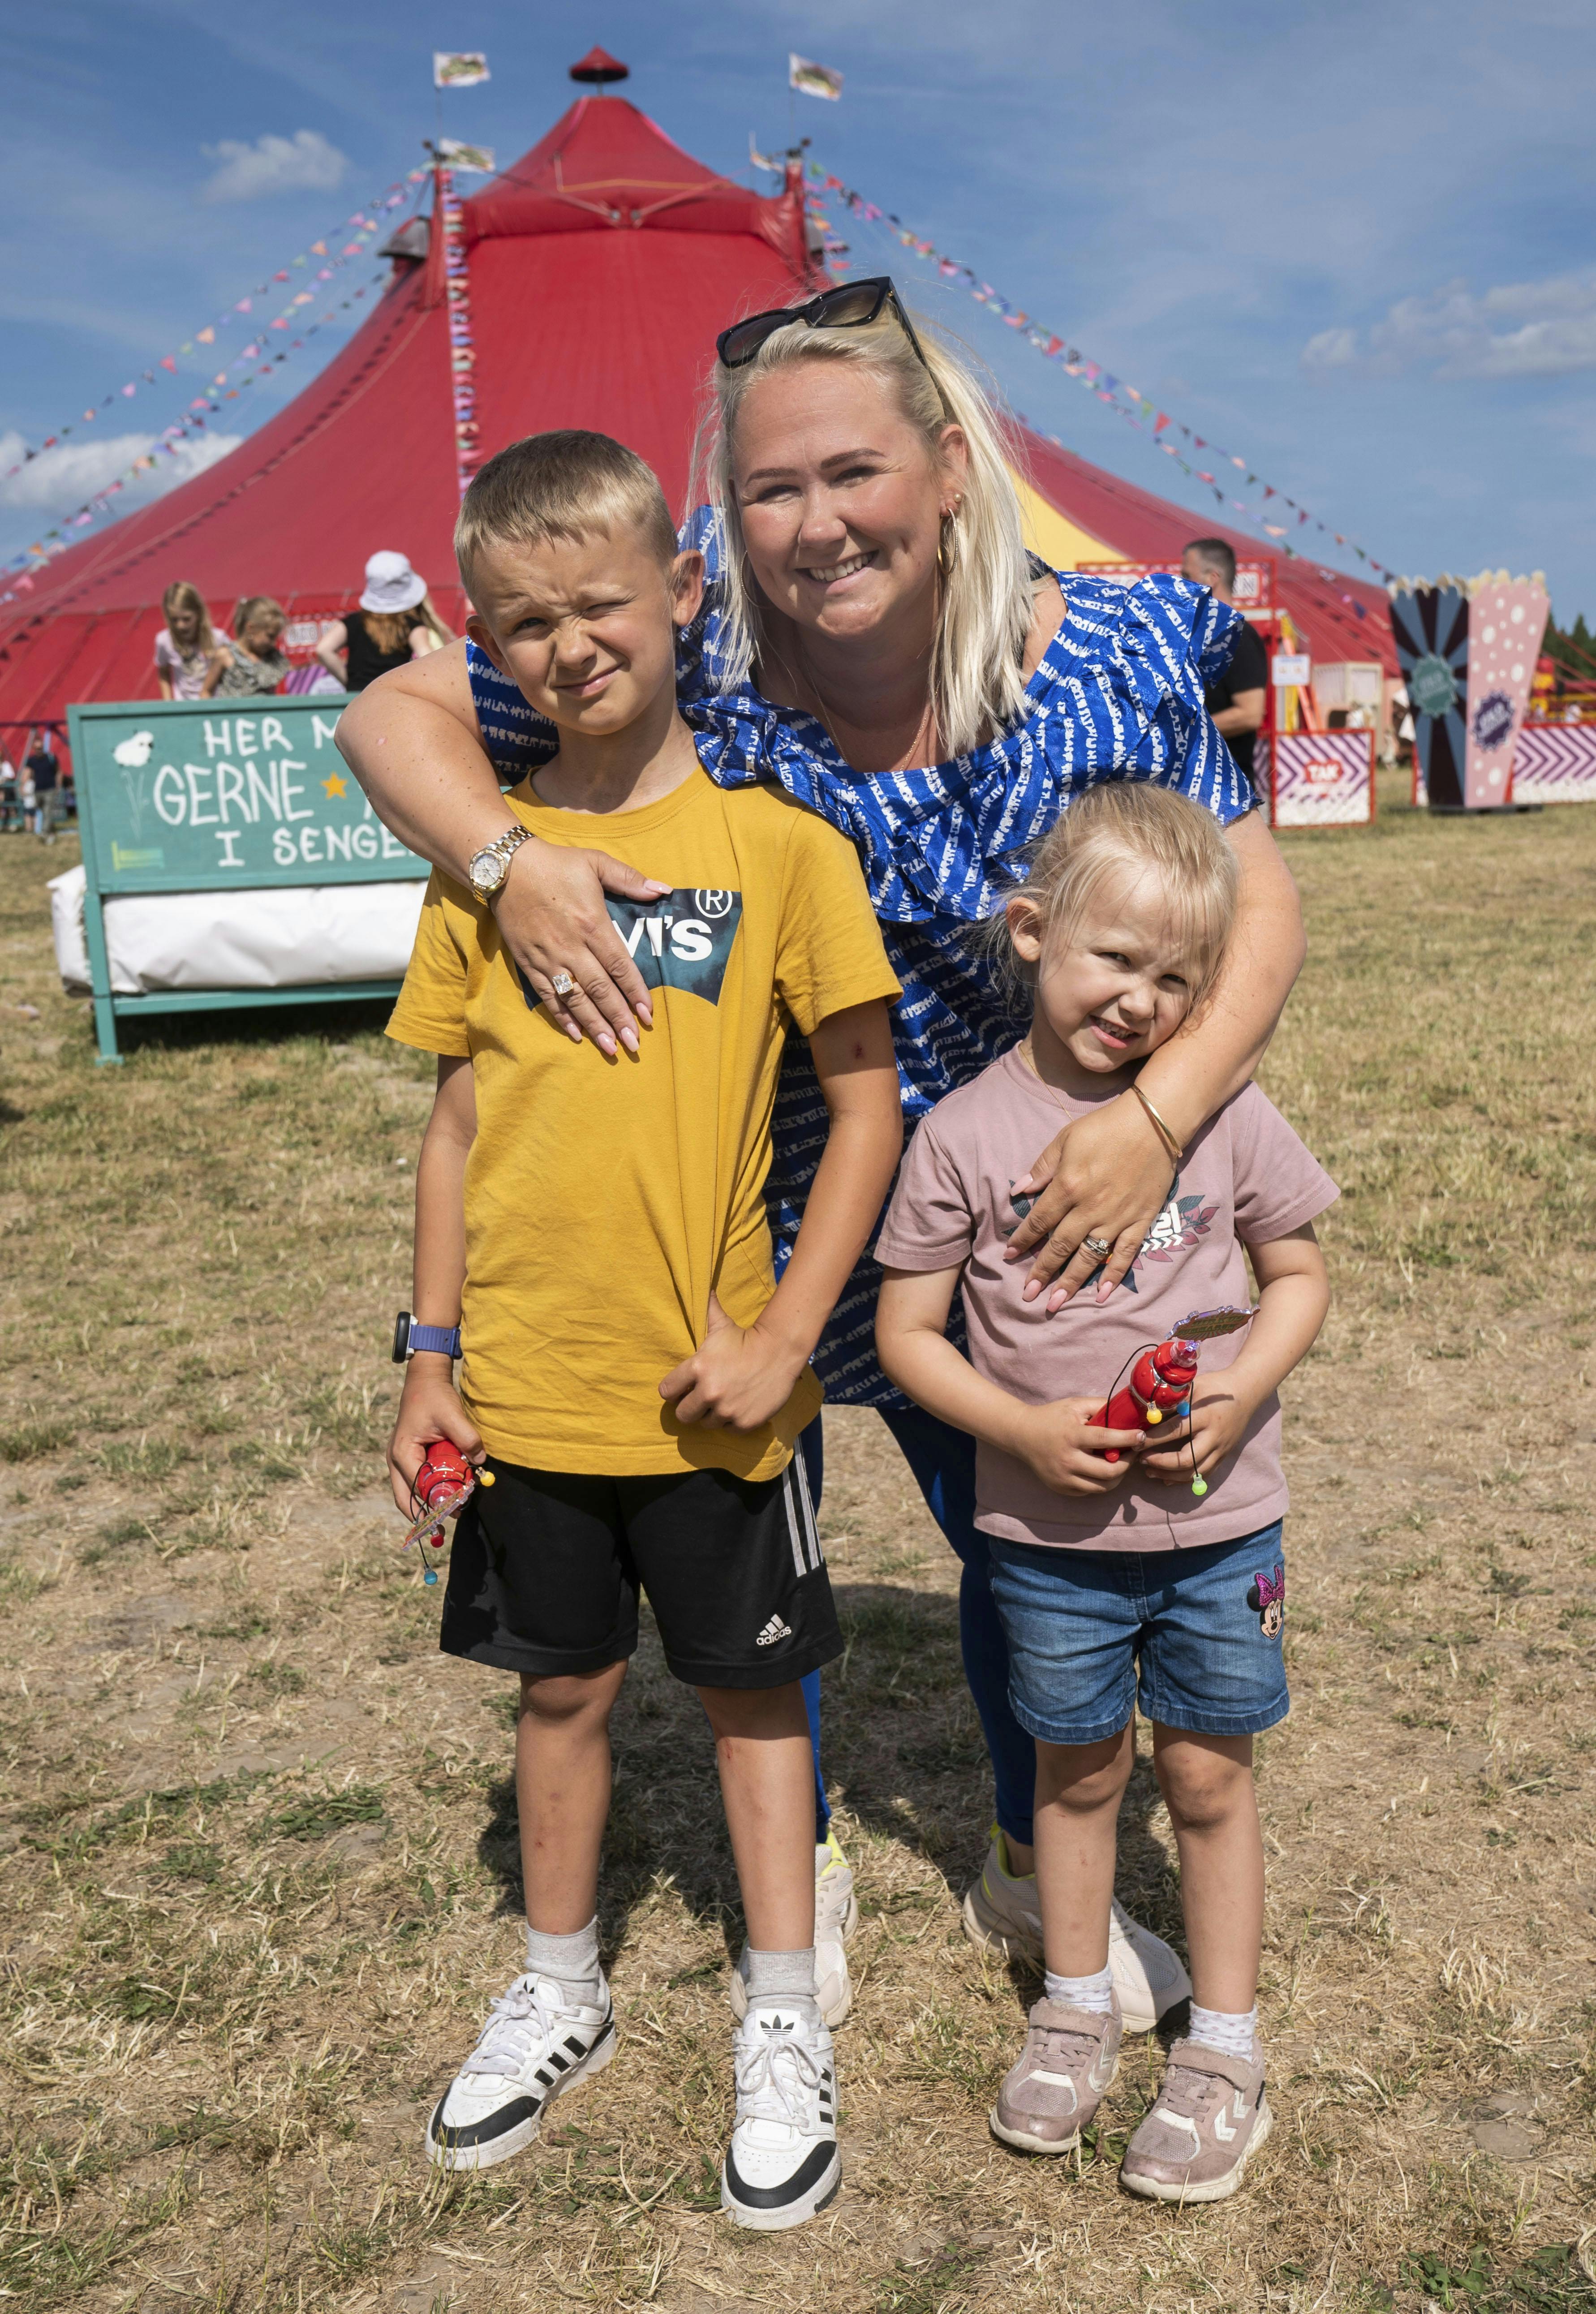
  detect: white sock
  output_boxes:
[1044,1965,1114,2015]
[743,1945,818,2016]
[1188,2003,1258,2061]
[524,1918,602,2004]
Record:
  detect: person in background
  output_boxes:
[1181,541,1268,796]
[206,597,291,698]
[155,581,226,700]
[315,552,454,692]
[25,734,61,841]
[0,749,17,833]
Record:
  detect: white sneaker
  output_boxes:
[960,1828,1191,2034]
[425,1970,615,2170]
[721,2003,841,2230]
[730,1832,857,2027]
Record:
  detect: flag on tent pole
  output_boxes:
[437,140,495,173]
[789,54,843,99]
[434,51,489,87]
[749,133,783,174]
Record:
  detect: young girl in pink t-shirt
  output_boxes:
[875,783,1335,2205]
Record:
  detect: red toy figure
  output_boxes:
[1095,1337,1200,1463]
[401,1440,493,1584]
[1090,1305,1256,1498]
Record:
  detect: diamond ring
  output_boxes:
[550,970,576,999]
[1081,1234,1112,1260]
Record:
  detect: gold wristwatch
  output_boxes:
[467,825,532,902]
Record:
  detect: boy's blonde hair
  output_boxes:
[455,430,678,596]
[693,307,1034,758]
[1000,785,1239,1013]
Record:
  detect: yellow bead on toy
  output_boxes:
[1145,1407,1162,1425]
[479,1470,496,1487]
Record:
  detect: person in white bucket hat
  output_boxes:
[316,552,454,692]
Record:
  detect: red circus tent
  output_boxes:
[0,68,1393,734]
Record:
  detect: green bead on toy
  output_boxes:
[1191,1475,1208,1497]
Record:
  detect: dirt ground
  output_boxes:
[0,778,1593,2313]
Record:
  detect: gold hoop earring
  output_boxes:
[938,508,959,575]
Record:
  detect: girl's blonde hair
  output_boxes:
[998,785,1239,1015]
[693,306,1034,758]
[162,580,214,652]
[232,594,285,641]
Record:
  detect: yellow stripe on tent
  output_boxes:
[1007,466,1118,571]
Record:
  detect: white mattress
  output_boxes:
[49,864,425,997]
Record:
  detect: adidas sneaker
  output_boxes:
[721,2003,841,2230]
[425,1969,614,2170]
[731,1830,857,2027]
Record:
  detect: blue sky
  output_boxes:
[5,0,1594,615]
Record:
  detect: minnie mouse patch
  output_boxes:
[1247,1565,1285,1639]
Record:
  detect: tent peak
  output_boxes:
[570,47,628,86]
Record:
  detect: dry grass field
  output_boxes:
[0,775,1592,2314]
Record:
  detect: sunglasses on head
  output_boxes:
[716,276,935,377]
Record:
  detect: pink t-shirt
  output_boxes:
[875,1047,1338,1553]
[154,627,211,699]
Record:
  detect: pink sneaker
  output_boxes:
[989,1996,1122,2155]
[1120,2037,1272,2202]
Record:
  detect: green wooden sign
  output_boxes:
[66,696,427,1064]
[69,696,426,892]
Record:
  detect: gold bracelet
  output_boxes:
[1131,1081,1184,1165]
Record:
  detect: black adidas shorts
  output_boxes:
[440,1454,843,1689]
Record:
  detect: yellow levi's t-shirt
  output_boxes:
[386,768,901,1480]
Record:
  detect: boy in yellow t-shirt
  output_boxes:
[384,431,902,2229]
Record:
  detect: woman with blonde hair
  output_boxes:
[315,551,454,692]
[337,280,1304,2029]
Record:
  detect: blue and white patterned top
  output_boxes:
[466,510,1250,1406]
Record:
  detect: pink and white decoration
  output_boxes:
[1510,724,1596,805]
[1262,730,1375,829]
[1463,577,1549,808]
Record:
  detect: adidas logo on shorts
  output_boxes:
[755,1613,793,1647]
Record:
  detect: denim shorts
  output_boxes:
[987,1523,1290,1746]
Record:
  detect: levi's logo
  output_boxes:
[517,887,744,1013]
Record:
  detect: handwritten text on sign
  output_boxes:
[76,701,427,891]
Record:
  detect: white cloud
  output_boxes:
[199,129,347,203]
[1302,271,1596,380]
[1301,327,1357,371]
[0,427,243,514]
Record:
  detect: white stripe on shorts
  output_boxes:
[792,1448,823,1570]
[781,1465,807,1580]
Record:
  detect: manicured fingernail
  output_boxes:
[643,880,670,896]
[564,1023,582,1043]
[637,1003,654,1029]
[1021,1278,1041,1300]
[598,1034,616,1058]
[620,1026,639,1054]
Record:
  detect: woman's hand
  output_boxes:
[387,1357,484,1515]
[1009,1397,1144,1496]
[1003,1091,1174,1309]
[659,1294,807,1432]
[494,838,670,1060]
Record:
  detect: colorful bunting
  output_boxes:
[438,167,481,504]
[2,165,431,493]
[841,163,1379,588]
